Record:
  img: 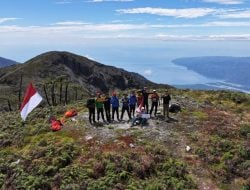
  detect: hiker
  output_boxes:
[121,93,131,121]
[104,94,111,123]
[162,90,171,120]
[129,91,137,117]
[150,90,160,117]
[86,94,96,124]
[137,90,143,107]
[95,93,106,122]
[142,87,152,113]
[131,107,147,127]
[111,92,120,121]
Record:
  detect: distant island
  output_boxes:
[173,56,250,92]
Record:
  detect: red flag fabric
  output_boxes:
[136,98,144,113]
[20,83,43,121]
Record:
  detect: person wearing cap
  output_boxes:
[95,93,106,122]
[150,90,160,117]
[104,93,111,123]
[161,90,171,120]
[86,93,96,124]
[121,93,131,121]
[129,91,137,117]
[111,92,120,121]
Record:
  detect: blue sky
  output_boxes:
[1,0,250,62]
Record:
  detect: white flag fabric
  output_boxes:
[20,83,43,121]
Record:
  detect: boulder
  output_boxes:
[169,103,181,113]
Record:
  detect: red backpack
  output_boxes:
[50,119,62,131]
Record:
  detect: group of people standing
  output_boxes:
[86,87,171,124]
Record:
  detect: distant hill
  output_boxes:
[0,51,170,96]
[0,57,19,68]
[173,56,250,91]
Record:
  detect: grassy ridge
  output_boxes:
[0,89,250,189]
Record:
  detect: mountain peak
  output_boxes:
[0,56,19,68]
[0,51,171,93]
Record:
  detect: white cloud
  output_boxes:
[156,34,250,40]
[88,0,133,2]
[52,21,90,25]
[219,10,250,18]
[0,23,150,34]
[1,20,250,42]
[203,21,250,26]
[117,7,216,18]
[143,69,152,76]
[0,18,20,24]
[202,0,244,4]
[55,0,72,4]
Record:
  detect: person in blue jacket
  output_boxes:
[111,92,119,121]
[129,91,137,117]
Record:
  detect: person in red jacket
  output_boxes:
[149,90,160,117]
[137,90,143,107]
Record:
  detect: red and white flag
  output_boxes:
[20,83,43,121]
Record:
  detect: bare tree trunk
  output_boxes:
[43,84,51,106]
[59,79,63,104]
[18,74,23,109]
[51,82,55,106]
[75,87,77,101]
[65,83,68,105]
[7,99,12,112]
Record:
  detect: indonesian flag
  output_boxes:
[20,83,43,121]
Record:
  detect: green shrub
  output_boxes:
[240,124,250,137]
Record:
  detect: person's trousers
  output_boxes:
[105,107,111,122]
[121,106,131,120]
[163,104,169,119]
[88,107,95,123]
[150,102,158,116]
[130,105,136,117]
[97,108,105,121]
[112,107,119,121]
[143,101,149,113]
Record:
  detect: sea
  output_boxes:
[90,40,250,93]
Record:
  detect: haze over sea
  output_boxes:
[2,40,250,92]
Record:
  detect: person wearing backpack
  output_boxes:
[86,94,96,124]
[111,92,120,122]
[150,90,160,117]
[121,93,131,121]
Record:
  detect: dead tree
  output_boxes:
[51,80,56,106]
[18,74,23,109]
[43,83,51,106]
[7,99,12,112]
[65,83,69,105]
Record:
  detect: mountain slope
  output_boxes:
[0,57,19,68]
[173,56,250,91]
[0,51,170,93]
